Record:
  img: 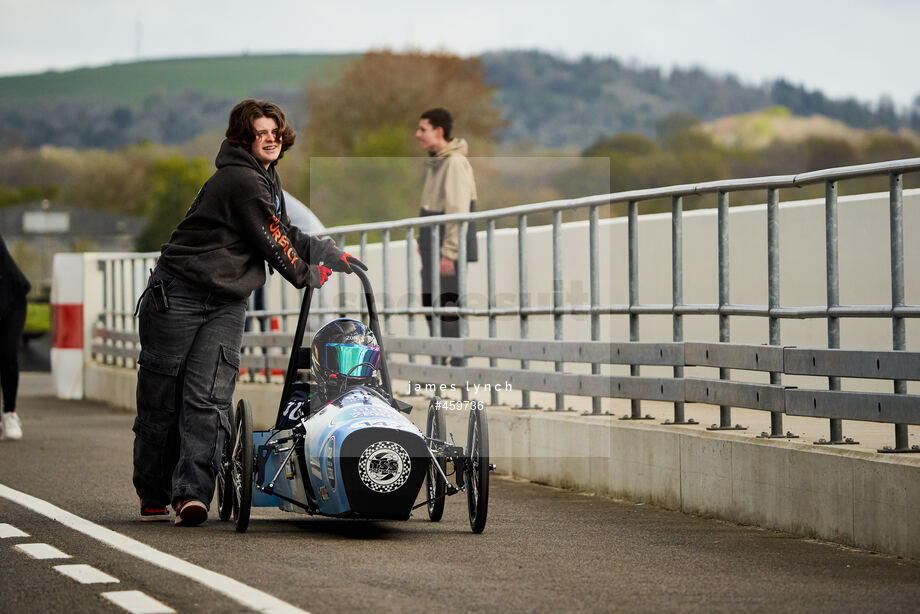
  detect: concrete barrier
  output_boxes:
[85,362,920,560]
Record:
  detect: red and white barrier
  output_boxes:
[51,253,84,399]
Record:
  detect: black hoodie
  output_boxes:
[157,140,342,299]
[0,234,31,318]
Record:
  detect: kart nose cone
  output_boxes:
[358,441,412,493]
[339,427,429,520]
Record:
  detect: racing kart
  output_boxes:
[216,266,492,533]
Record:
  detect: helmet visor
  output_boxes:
[320,343,380,378]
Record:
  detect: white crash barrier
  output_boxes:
[51,253,84,399]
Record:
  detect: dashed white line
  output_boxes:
[101,590,175,614]
[0,522,29,538]
[15,542,72,559]
[54,563,120,584]
[0,483,310,614]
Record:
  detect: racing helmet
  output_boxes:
[311,318,381,399]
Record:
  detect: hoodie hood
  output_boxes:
[431,138,469,159]
[215,139,273,174]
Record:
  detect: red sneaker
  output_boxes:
[174,499,207,527]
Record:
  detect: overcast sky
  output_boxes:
[2,0,918,107]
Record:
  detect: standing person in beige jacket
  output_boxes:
[414,108,477,361]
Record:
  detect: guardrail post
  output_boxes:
[277,262,288,347]
[406,228,416,372]
[709,191,744,431]
[381,230,390,335]
[458,221,469,402]
[95,260,106,365]
[107,260,116,366]
[130,258,141,368]
[552,210,565,411]
[315,283,325,338]
[247,293,257,382]
[134,258,143,367]
[118,258,126,368]
[430,223,441,363]
[517,214,531,409]
[817,180,857,445]
[142,257,154,363]
[359,231,368,323]
[761,187,795,438]
[488,219,499,406]
[880,173,917,452]
[589,204,601,414]
[627,200,643,419]
[670,196,687,424]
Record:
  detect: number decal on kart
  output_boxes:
[283,399,305,421]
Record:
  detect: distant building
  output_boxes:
[0,200,144,296]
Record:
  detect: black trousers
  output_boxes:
[420,257,460,339]
[0,299,27,414]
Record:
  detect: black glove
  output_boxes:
[328,252,367,273]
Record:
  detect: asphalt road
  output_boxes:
[1,374,918,614]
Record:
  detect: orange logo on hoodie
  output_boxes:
[269,215,301,267]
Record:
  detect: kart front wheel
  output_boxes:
[231,398,254,533]
[216,403,236,522]
[466,401,489,533]
[425,397,446,521]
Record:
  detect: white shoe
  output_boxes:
[1,412,23,440]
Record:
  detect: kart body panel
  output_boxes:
[254,386,429,520]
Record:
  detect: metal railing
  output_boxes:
[91,157,920,452]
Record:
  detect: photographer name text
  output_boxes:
[410,381,513,394]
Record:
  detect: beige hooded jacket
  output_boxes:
[419,138,477,261]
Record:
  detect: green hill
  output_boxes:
[0,53,355,105]
[0,51,914,150]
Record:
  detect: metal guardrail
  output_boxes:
[92,157,920,452]
[91,328,920,447]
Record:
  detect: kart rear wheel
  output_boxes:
[425,397,446,521]
[216,403,236,522]
[231,398,254,533]
[466,401,489,533]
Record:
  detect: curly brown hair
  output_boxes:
[225,99,296,157]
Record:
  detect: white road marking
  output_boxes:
[0,483,310,614]
[15,542,72,559]
[101,590,175,614]
[0,523,29,538]
[54,563,120,584]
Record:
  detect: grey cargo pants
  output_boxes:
[132,266,245,509]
